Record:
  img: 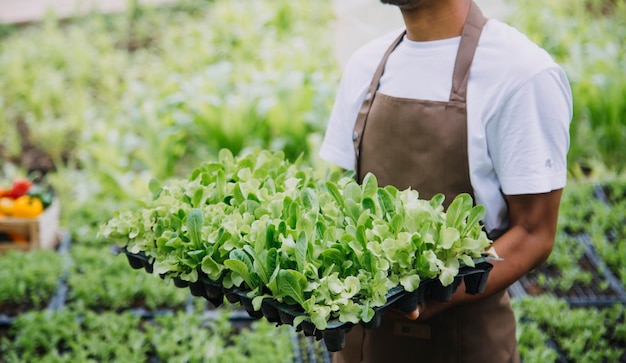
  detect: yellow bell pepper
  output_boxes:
[11,195,44,218]
[0,197,14,216]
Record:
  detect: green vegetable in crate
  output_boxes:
[101,149,492,330]
[27,183,55,209]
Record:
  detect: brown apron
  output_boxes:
[337,3,520,363]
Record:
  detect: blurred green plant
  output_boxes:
[0,0,339,242]
[145,311,296,363]
[556,178,626,287]
[1,308,297,362]
[509,0,626,174]
[0,249,64,316]
[65,245,190,311]
[513,296,626,363]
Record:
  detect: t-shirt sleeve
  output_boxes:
[487,66,573,195]
[318,66,364,171]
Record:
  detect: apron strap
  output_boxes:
[449,2,488,103]
[352,31,404,176]
[352,1,488,176]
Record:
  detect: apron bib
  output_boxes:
[338,3,520,362]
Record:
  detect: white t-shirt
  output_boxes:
[319,19,573,234]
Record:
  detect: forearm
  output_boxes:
[462,222,555,303]
[489,224,554,286]
[410,189,562,320]
[435,226,554,312]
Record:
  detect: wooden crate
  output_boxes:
[0,199,60,253]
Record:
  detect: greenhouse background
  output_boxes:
[0,0,625,362]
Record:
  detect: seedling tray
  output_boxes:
[0,231,71,327]
[517,234,626,307]
[115,247,494,351]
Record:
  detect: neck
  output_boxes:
[400,0,472,41]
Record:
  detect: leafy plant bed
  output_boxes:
[0,249,65,320]
[516,316,567,363]
[0,231,69,326]
[513,296,626,363]
[592,231,626,289]
[558,180,626,289]
[119,247,493,352]
[0,308,299,363]
[586,181,626,287]
[64,245,191,315]
[292,334,332,363]
[518,254,626,307]
[517,231,626,307]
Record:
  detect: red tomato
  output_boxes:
[6,178,33,199]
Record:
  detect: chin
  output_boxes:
[380,0,428,10]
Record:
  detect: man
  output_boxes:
[318,0,572,362]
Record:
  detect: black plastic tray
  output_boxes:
[116,247,493,352]
[516,234,626,308]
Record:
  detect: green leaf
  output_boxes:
[247,192,260,203]
[345,199,362,223]
[201,255,224,281]
[149,178,162,199]
[363,250,377,273]
[463,205,486,235]
[315,221,327,241]
[295,232,308,273]
[301,188,319,211]
[252,295,270,311]
[446,193,472,229]
[356,209,371,228]
[241,199,261,215]
[338,301,362,324]
[343,276,361,297]
[276,270,307,306]
[218,148,235,165]
[310,305,331,330]
[362,197,376,215]
[320,248,344,271]
[287,200,299,229]
[361,173,379,198]
[344,181,362,203]
[265,223,277,249]
[233,183,245,205]
[224,259,255,289]
[265,248,279,283]
[461,236,487,253]
[278,220,287,236]
[215,169,226,202]
[440,227,461,249]
[377,188,395,218]
[263,176,277,194]
[400,274,421,292]
[429,193,445,209]
[325,181,345,209]
[391,213,404,234]
[230,249,253,270]
[191,188,204,208]
[292,315,308,329]
[458,254,475,267]
[356,224,367,250]
[186,208,204,246]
